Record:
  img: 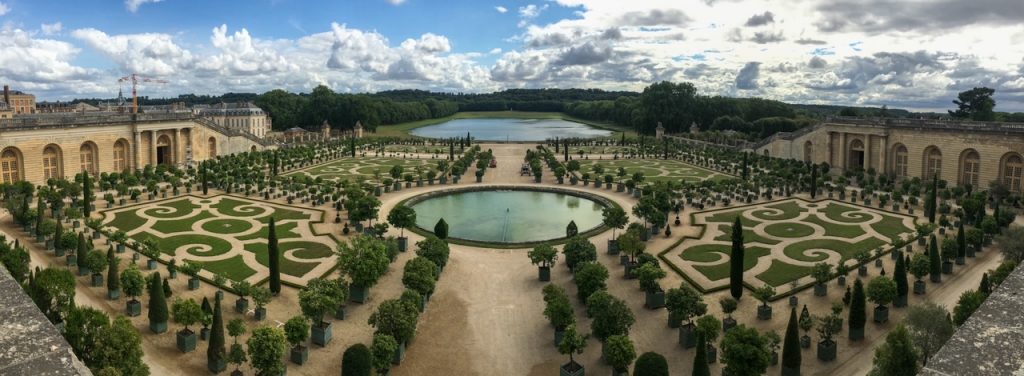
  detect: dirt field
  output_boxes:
[1,143,1008,376]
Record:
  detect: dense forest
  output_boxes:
[69,81,1024,137]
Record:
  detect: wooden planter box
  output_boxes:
[290,345,309,365]
[91,273,104,287]
[814,283,828,296]
[817,340,837,361]
[560,361,584,376]
[177,330,197,352]
[150,321,168,334]
[644,290,665,309]
[679,323,697,349]
[849,326,864,341]
[235,298,249,314]
[757,305,773,320]
[188,277,200,290]
[538,267,551,282]
[311,322,332,346]
[873,305,889,323]
[350,284,370,303]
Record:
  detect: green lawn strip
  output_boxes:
[822,202,873,223]
[198,255,257,282]
[802,214,866,238]
[783,237,887,263]
[129,232,234,258]
[705,210,761,227]
[151,210,215,234]
[688,245,771,282]
[750,201,803,221]
[756,260,814,287]
[212,197,263,217]
[255,208,310,223]
[107,210,145,233]
[870,214,914,242]
[713,224,780,245]
[237,221,302,241]
[201,219,255,235]
[142,198,200,219]
[762,222,816,238]
[245,243,321,278]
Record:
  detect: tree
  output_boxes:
[948,87,996,121]
[107,248,120,296]
[557,324,588,371]
[120,264,145,304]
[928,234,942,281]
[342,343,372,376]
[867,276,898,309]
[617,229,645,263]
[952,289,986,326]
[299,278,346,327]
[588,292,634,341]
[637,263,666,293]
[602,206,628,239]
[227,343,247,374]
[387,204,416,238]
[415,234,450,270]
[433,218,448,239]
[926,175,937,223]
[542,284,575,330]
[730,217,745,300]
[849,279,866,336]
[64,305,111,369]
[82,170,92,219]
[574,262,609,302]
[247,326,287,376]
[910,253,929,281]
[979,273,991,295]
[566,220,578,237]
[782,307,801,373]
[172,297,203,335]
[368,298,420,345]
[337,235,391,290]
[147,273,168,331]
[227,318,246,344]
[904,302,954,365]
[633,352,669,376]
[284,315,310,352]
[84,248,109,280]
[894,252,908,303]
[693,331,710,376]
[665,283,707,326]
[957,220,967,261]
[604,335,637,374]
[93,316,150,375]
[810,163,818,199]
[995,226,1024,264]
[402,256,438,297]
[563,235,598,270]
[268,217,281,295]
[528,244,558,269]
[799,304,813,339]
[870,325,919,376]
[208,295,226,372]
[721,324,771,376]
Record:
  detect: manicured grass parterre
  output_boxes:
[575,159,732,183]
[287,157,440,184]
[667,198,915,296]
[100,195,339,286]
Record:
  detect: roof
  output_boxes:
[198,102,265,116]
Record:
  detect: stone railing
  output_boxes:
[826,116,1024,133]
[0,112,274,147]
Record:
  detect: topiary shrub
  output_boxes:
[632,351,669,376]
[341,343,372,376]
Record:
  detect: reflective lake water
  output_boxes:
[410,189,606,243]
[409,118,613,141]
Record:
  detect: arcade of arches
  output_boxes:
[755,119,1024,193]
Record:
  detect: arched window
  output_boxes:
[1003,154,1023,193]
[893,144,909,178]
[208,137,217,158]
[1,148,20,183]
[960,150,980,189]
[113,139,128,172]
[42,145,62,180]
[80,142,97,175]
[804,141,813,163]
[924,146,942,180]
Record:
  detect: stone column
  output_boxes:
[173,128,181,164]
[149,130,158,166]
[865,135,872,171]
[133,131,141,171]
[880,136,888,176]
[839,132,847,170]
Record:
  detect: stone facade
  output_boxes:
[3,85,36,115]
[0,113,271,185]
[196,102,272,139]
[752,117,1024,193]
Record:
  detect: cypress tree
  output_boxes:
[782,307,801,373]
[268,217,281,295]
[555,137,559,153]
[163,278,172,298]
[693,331,709,376]
[35,195,44,235]
[894,252,908,304]
[82,170,91,219]
[849,279,866,340]
[208,295,226,372]
[434,218,448,239]
[741,152,749,181]
[928,234,941,282]
[107,247,120,294]
[663,138,669,160]
[871,325,919,375]
[979,273,991,295]
[809,164,818,199]
[148,272,168,332]
[926,175,937,223]
[77,231,87,256]
[201,162,209,195]
[449,141,454,161]
[563,139,569,161]
[730,217,745,300]
[54,218,63,254]
[956,220,966,260]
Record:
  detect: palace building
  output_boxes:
[195,102,272,139]
[752,116,1024,193]
[0,112,272,185]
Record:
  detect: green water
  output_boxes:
[410,190,606,243]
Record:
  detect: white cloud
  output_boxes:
[0,2,9,16]
[41,22,63,35]
[517,4,549,27]
[495,6,508,13]
[489,47,502,54]
[387,0,406,5]
[125,0,163,13]
[71,28,194,76]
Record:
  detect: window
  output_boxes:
[1004,155,1023,193]
[925,147,942,180]
[1,149,19,183]
[893,145,908,178]
[80,143,97,175]
[208,137,217,158]
[43,146,61,180]
[961,150,980,188]
[113,140,127,172]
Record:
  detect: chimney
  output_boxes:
[3,85,8,105]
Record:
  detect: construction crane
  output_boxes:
[118,74,169,114]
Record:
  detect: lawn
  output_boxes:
[575,159,731,184]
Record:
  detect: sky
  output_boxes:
[2,0,1024,112]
